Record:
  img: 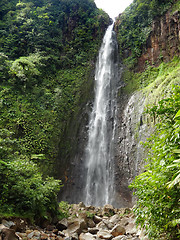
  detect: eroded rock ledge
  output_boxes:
[137,10,180,71]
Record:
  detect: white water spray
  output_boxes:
[84,25,119,206]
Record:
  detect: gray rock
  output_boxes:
[93,215,102,224]
[71,233,78,240]
[102,219,114,229]
[79,232,96,240]
[67,218,87,235]
[78,202,86,209]
[111,224,126,237]
[27,231,34,239]
[113,236,127,240]
[2,221,15,229]
[86,206,95,211]
[56,218,68,231]
[125,222,137,235]
[0,224,6,232]
[102,205,115,216]
[118,217,129,227]
[1,228,19,240]
[58,231,66,237]
[87,219,96,228]
[97,230,113,239]
[96,221,109,231]
[88,227,99,234]
[109,214,121,225]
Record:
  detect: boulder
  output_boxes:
[97,230,113,239]
[113,236,127,240]
[1,221,15,230]
[0,225,6,232]
[102,205,115,216]
[67,218,87,235]
[56,219,68,231]
[16,233,27,239]
[118,217,129,228]
[40,232,50,240]
[93,216,102,224]
[79,233,96,240]
[1,228,20,240]
[27,231,34,239]
[86,206,95,211]
[46,225,56,231]
[56,237,64,240]
[58,231,66,237]
[70,233,78,240]
[125,222,137,235]
[10,219,26,232]
[87,219,95,228]
[109,214,121,225]
[102,220,114,229]
[76,211,87,222]
[78,202,86,209]
[88,227,99,234]
[96,221,108,231]
[111,225,126,237]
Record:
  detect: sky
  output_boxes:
[94,0,134,19]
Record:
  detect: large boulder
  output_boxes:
[102,205,115,216]
[1,228,20,240]
[66,218,87,236]
[56,219,68,231]
[79,232,96,240]
[93,216,102,224]
[87,219,96,228]
[111,225,126,237]
[97,230,113,239]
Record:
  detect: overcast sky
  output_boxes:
[94,0,134,19]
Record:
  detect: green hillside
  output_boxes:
[0,0,109,220]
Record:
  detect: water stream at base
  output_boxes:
[84,24,119,206]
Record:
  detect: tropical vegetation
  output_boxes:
[0,0,109,220]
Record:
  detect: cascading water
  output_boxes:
[84,24,119,206]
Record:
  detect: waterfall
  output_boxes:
[84,24,119,206]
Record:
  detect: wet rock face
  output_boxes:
[112,91,152,207]
[57,67,95,204]
[137,10,180,71]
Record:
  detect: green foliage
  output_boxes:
[130,86,180,239]
[58,201,70,220]
[122,56,180,95]
[0,0,109,220]
[0,0,109,68]
[0,128,62,221]
[86,211,95,219]
[0,0,109,172]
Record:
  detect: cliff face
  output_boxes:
[111,3,180,207]
[138,10,180,71]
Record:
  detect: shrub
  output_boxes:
[130,86,180,239]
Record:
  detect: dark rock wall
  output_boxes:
[57,66,95,203]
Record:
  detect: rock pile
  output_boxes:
[0,203,148,240]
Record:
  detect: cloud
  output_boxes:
[94,0,133,18]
